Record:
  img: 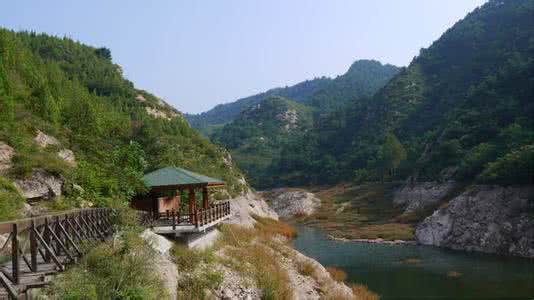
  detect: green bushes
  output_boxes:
[48,227,166,300]
[478,144,534,185]
[0,176,24,221]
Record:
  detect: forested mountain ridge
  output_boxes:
[185,59,399,135]
[185,77,331,135]
[0,29,247,219]
[271,0,534,187]
[211,96,312,187]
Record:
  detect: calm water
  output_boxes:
[293,225,534,300]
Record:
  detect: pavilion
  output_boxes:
[131,167,230,233]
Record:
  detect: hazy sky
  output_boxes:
[2,0,486,113]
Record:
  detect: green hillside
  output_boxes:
[273,0,534,187]
[185,60,399,136]
[212,96,312,187]
[185,77,330,135]
[0,29,246,217]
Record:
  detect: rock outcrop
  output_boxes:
[0,142,14,173]
[141,229,178,300]
[225,191,278,228]
[57,149,76,165]
[416,185,534,258]
[264,189,321,219]
[14,169,63,200]
[34,130,60,148]
[393,181,459,214]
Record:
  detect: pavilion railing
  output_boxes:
[145,201,231,229]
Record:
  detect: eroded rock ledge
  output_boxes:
[416,185,534,258]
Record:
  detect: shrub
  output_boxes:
[177,269,223,300]
[297,260,316,277]
[47,228,166,299]
[350,284,380,300]
[0,176,25,221]
[252,214,297,239]
[326,267,347,282]
[173,245,215,272]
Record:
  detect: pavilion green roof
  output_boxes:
[143,167,224,188]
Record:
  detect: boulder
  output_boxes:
[0,142,14,173]
[393,181,459,214]
[416,185,534,258]
[225,192,278,228]
[14,169,63,200]
[57,148,76,165]
[34,130,60,148]
[265,189,321,219]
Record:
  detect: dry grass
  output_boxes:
[401,258,422,265]
[446,271,463,278]
[218,222,293,300]
[326,267,347,282]
[351,284,380,300]
[297,260,316,277]
[350,223,414,240]
[252,214,297,239]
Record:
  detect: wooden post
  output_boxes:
[172,210,176,230]
[202,187,209,209]
[188,188,196,224]
[30,220,38,272]
[12,223,19,285]
[44,218,51,262]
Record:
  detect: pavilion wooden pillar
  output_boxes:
[188,188,196,224]
[202,187,209,209]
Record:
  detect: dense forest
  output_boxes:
[271,0,534,187]
[185,60,399,136]
[0,29,247,218]
[209,60,400,186]
[204,0,534,189]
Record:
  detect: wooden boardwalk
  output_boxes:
[0,201,231,299]
[0,208,113,299]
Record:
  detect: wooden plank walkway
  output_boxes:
[0,208,114,299]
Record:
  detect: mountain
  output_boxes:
[272,0,534,187]
[211,96,312,187]
[0,29,247,219]
[185,60,400,135]
[185,77,330,135]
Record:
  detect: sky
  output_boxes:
[1,0,486,114]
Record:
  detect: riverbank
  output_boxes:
[327,235,416,245]
[293,224,534,300]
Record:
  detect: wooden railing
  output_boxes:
[143,201,231,229]
[196,201,231,228]
[0,208,113,299]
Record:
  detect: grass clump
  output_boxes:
[0,176,25,221]
[350,284,380,300]
[46,209,166,299]
[252,214,297,239]
[297,260,316,277]
[326,267,347,282]
[218,222,294,300]
[177,269,224,300]
[48,231,166,299]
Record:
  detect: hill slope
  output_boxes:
[185,60,399,135]
[0,29,247,219]
[211,96,312,187]
[273,0,534,187]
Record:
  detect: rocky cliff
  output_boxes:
[416,185,534,258]
[262,188,321,219]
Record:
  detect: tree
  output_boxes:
[377,132,407,179]
[95,47,112,60]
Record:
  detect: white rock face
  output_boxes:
[135,94,146,102]
[416,185,534,258]
[393,181,459,214]
[141,229,178,300]
[34,130,60,148]
[0,142,14,173]
[145,106,177,120]
[265,189,321,219]
[225,191,278,228]
[14,169,63,200]
[57,149,76,165]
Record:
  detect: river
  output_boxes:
[292,225,534,300]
